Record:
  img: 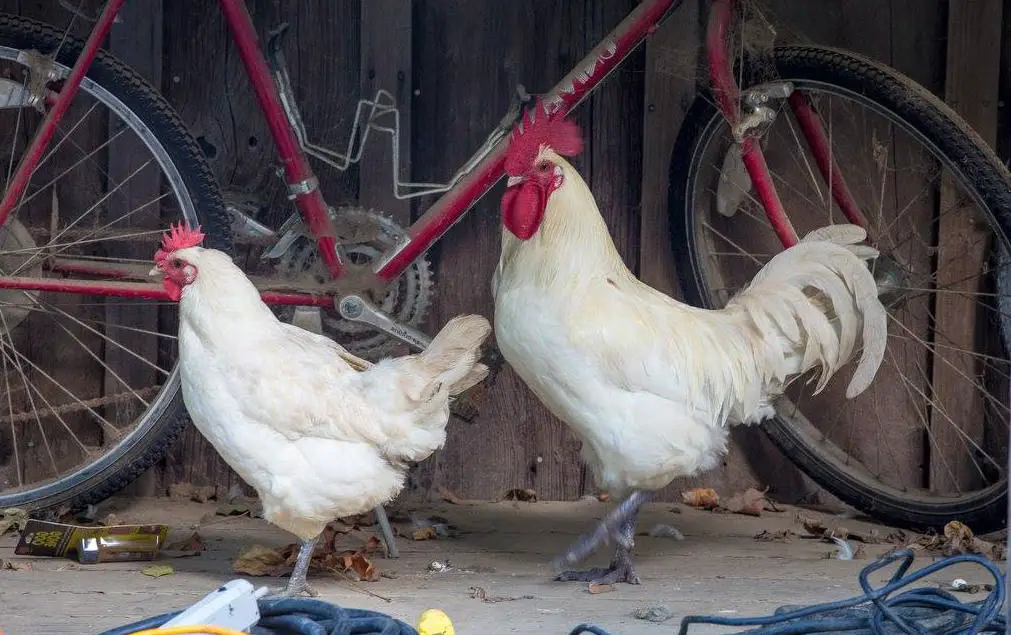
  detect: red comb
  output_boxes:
[504,99,584,176]
[154,221,205,263]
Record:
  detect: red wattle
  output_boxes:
[500,181,545,240]
[162,277,182,302]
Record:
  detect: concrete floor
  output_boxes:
[0,497,998,634]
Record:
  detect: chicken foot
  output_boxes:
[551,490,652,585]
[269,534,321,598]
[555,517,641,585]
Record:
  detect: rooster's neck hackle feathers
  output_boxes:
[504,102,584,176]
[499,152,629,287]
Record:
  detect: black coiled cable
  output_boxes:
[97,598,419,635]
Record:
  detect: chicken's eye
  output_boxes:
[171,259,183,269]
[535,161,551,172]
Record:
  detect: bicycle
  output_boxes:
[0,0,1008,540]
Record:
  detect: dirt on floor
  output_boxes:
[0,495,1002,634]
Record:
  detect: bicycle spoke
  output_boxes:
[35,296,171,378]
[21,123,129,210]
[1,338,21,486]
[690,68,1010,510]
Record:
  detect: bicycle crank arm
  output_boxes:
[336,294,432,350]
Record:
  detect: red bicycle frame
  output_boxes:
[0,0,866,307]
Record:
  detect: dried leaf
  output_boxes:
[326,550,379,582]
[917,521,1008,560]
[800,516,855,541]
[437,486,462,504]
[722,488,767,516]
[317,522,353,555]
[754,529,797,542]
[168,483,218,503]
[598,492,610,502]
[141,564,174,577]
[412,526,438,541]
[232,544,287,576]
[363,535,383,554]
[681,488,719,509]
[944,521,974,548]
[100,513,123,527]
[0,508,29,536]
[800,516,828,536]
[340,512,377,527]
[1,559,31,571]
[165,531,204,552]
[503,488,538,502]
[588,582,614,595]
[800,515,901,546]
[468,585,534,603]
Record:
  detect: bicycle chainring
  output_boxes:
[273,207,434,361]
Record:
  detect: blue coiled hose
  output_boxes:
[669,548,1006,635]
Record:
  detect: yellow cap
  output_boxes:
[417,608,455,635]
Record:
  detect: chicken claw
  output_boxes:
[267,581,319,599]
[555,544,641,586]
[551,490,651,570]
[267,535,320,599]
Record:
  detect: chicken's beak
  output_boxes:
[506,175,524,188]
[148,265,163,277]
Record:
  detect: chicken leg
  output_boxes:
[270,534,320,598]
[552,490,654,586]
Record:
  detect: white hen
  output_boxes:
[151,223,491,596]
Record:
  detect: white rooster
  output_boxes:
[492,105,887,586]
[150,223,491,596]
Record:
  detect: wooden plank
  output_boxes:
[588,0,644,273]
[358,0,412,226]
[929,0,1003,492]
[158,0,237,491]
[638,0,698,300]
[104,0,163,499]
[158,0,361,491]
[407,0,591,502]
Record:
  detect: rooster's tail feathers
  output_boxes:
[731,223,887,399]
[421,314,492,395]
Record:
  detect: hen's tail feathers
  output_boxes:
[421,314,492,395]
[730,224,887,399]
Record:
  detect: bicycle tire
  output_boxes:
[0,14,231,512]
[668,45,1011,532]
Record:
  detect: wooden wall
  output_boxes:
[4,0,1008,505]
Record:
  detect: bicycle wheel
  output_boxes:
[0,15,231,511]
[669,45,1011,532]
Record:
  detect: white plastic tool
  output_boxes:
[161,579,270,632]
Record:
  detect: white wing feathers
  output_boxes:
[262,315,490,463]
